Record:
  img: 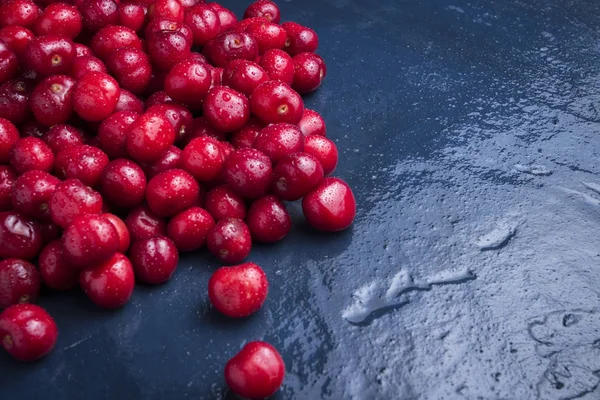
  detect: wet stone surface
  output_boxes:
[2,0,600,399]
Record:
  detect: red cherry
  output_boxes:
[0,166,16,212]
[79,0,120,33]
[99,158,147,208]
[258,49,294,85]
[281,21,318,56]
[148,0,184,22]
[208,262,268,317]
[61,213,119,269]
[253,123,304,164]
[0,42,19,86]
[0,259,40,309]
[12,170,60,221]
[105,47,152,95]
[114,89,144,114]
[129,235,178,284]
[145,168,199,217]
[203,85,250,132]
[206,217,251,264]
[10,137,54,174]
[24,34,76,77]
[0,211,42,260]
[206,2,237,32]
[181,136,224,182]
[34,3,82,39]
[222,148,273,199]
[146,103,193,142]
[204,185,247,221]
[124,204,167,241]
[302,177,356,232]
[79,252,135,309]
[167,206,214,251]
[144,90,173,109]
[245,20,286,54]
[0,26,35,59]
[97,110,139,159]
[0,304,58,362]
[49,179,103,228]
[243,0,281,24]
[292,52,326,94]
[247,195,291,243]
[184,4,220,46]
[74,43,92,57]
[73,71,120,122]
[54,144,109,188]
[0,78,34,125]
[164,59,211,109]
[272,152,324,201]
[230,117,264,149]
[0,0,40,28]
[0,117,19,164]
[221,59,269,97]
[43,124,85,153]
[90,25,142,61]
[147,30,192,71]
[142,145,182,179]
[103,213,131,253]
[118,2,148,33]
[203,31,258,68]
[298,108,326,136]
[224,341,285,399]
[38,240,79,291]
[303,135,338,176]
[126,111,176,164]
[250,80,304,125]
[70,55,107,79]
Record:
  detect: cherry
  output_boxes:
[184,4,220,46]
[145,90,173,108]
[166,206,214,251]
[79,252,135,309]
[97,110,139,159]
[12,170,60,221]
[0,26,35,59]
[49,178,103,228]
[0,166,16,212]
[250,80,304,125]
[208,262,267,318]
[43,124,84,153]
[179,116,228,146]
[302,177,356,232]
[10,137,54,174]
[144,18,192,44]
[181,136,224,182]
[258,49,293,85]
[142,145,182,179]
[55,144,109,188]
[38,240,79,291]
[0,40,19,85]
[0,117,19,164]
[74,43,92,57]
[146,103,193,142]
[298,108,326,136]
[207,217,251,264]
[253,123,304,164]
[164,59,211,109]
[91,25,142,61]
[222,59,269,97]
[203,86,250,132]
[105,47,152,95]
[0,78,34,124]
[0,211,42,260]
[272,152,324,201]
[0,304,58,362]
[20,120,48,140]
[118,2,148,33]
[292,52,326,94]
[99,158,147,208]
[148,0,184,22]
[34,3,82,39]
[0,0,40,29]
[79,0,120,33]
[30,74,76,127]
[126,111,175,164]
[129,235,178,284]
[281,21,318,56]
[147,30,192,71]
[179,0,202,8]
[24,35,76,77]
[247,195,291,243]
[206,3,237,32]
[61,213,119,269]
[71,55,107,79]
[145,168,199,217]
[224,341,285,399]
[124,204,167,241]
[243,0,281,24]
[230,117,264,149]
[0,259,40,309]
[73,71,120,122]
[203,31,258,68]
[103,213,130,253]
[204,185,246,221]
[245,20,286,54]
[222,148,273,199]
[115,89,144,113]
[303,134,338,176]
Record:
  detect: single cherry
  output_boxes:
[167,206,215,251]
[43,124,85,153]
[12,170,60,221]
[0,259,40,309]
[0,26,35,60]
[90,25,142,61]
[148,0,184,22]
[38,240,79,291]
[272,152,324,201]
[0,78,33,125]
[298,108,326,136]
[142,145,182,179]
[247,195,291,243]
[250,80,304,125]
[181,136,225,182]
[292,52,326,94]
[206,217,252,264]
[79,0,120,33]
[230,117,264,149]
[129,235,179,284]
[203,85,250,132]
[0,117,19,164]
[303,135,338,176]
[24,35,76,77]
[126,111,175,164]
[61,213,119,269]
[222,148,273,199]
[34,3,82,39]
[204,185,247,221]
[0,41,19,85]
[124,204,167,241]
[203,31,258,68]
[0,0,40,28]
[97,110,139,159]
[208,262,268,317]
[164,59,211,109]
[145,169,199,217]
[253,123,304,164]
[146,103,193,142]
[0,211,42,260]
[105,47,152,95]
[73,71,120,122]
[79,252,135,309]
[147,30,192,71]
[30,74,76,127]
[184,4,220,46]
[302,177,356,232]
[99,158,147,209]
[222,59,269,97]
[54,144,109,188]
[243,0,281,23]
[206,3,237,32]
[281,21,318,56]
[245,20,286,54]
[49,179,103,228]
[118,2,148,33]
[10,137,54,174]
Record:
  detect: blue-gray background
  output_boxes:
[3,0,600,399]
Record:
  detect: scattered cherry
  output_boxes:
[145,168,199,217]
[222,148,273,199]
[206,217,252,264]
[129,235,179,284]
[79,252,135,309]
[49,179,103,228]
[38,240,79,291]
[204,185,247,221]
[243,0,281,24]
[303,134,338,176]
[272,152,324,201]
[0,258,40,309]
[73,71,120,122]
[10,137,55,174]
[302,177,356,232]
[124,204,167,241]
[0,211,42,260]
[247,195,291,243]
[250,80,304,125]
[12,170,60,221]
[61,213,119,269]
[167,206,214,251]
[99,158,147,209]
[54,144,109,188]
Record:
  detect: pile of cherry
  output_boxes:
[0,0,356,397]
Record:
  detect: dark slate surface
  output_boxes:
[3,0,600,399]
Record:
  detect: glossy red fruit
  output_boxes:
[206,217,251,264]
[49,179,103,228]
[142,145,182,179]
[222,148,273,199]
[245,20,286,54]
[179,116,227,146]
[73,72,120,122]
[243,0,280,23]
[0,78,34,124]
[0,118,19,164]
[0,259,40,309]
[126,111,175,164]
[148,0,184,22]
[0,0,40,28]
[103,213,130,253]
[145,168,199,217]
[230,118,263,149]
[258,49,293,85]
[10,137,54,174]
[146,103,193,142]
[12,170,60,220]
[253,123,304,164]
[222,59,269,97]
[208,262,267,317]
[34,3,82,39]
[99,158,147,209]
[118,2,147,32]
[61,213,119,269]
[38,240,79,291]
[247,195,291,243]
[303,135,338,176]
[147,30,192,71]
[206,2,237,32]
[105,47,152,95]
[0,42,19,85]
[298,108,326,137]
[272,152,324,201]
[164,59,211,109]
[181,136,224,182]
[0,304,58,362]
[74,43,92,57]
[0,211,42,260]
[71,55,107,79]
[203,31,258,68]
[90,25,142,61]
[30,74,76,126]
[0,166,16,212]
[167,206,214,251]
[184,4,220,46]
[20,120,48,140]
[250,80,304,125]
[281,21,318,56]
[97,110,138,159]
[115,89,144,113]
[55,145,109,188]
[0,26,34,59]
[79,252,135,309]
[203,86,250,132]
[225,341,285,399]
[144,17,192,43]
[79,0,120,33]
[129,235,178,284]
[204,185,246,221]
[144,90,173,108]
[302,177,356,232]
[24,35,76,77]
[125,204,167,241]
[292,52,326,94]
